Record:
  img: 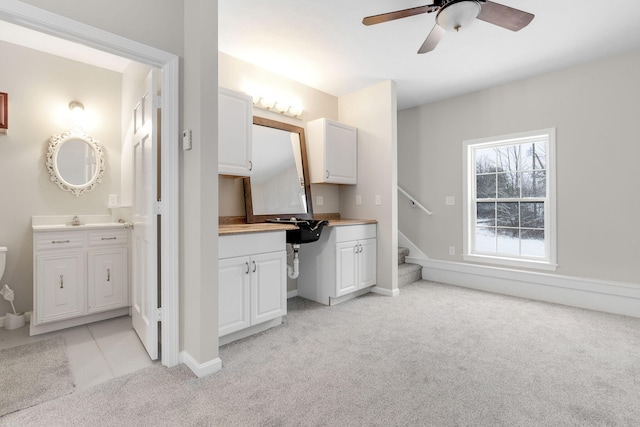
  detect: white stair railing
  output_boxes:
[398,186,433,216]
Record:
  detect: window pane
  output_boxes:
[496,145,519,172]
[496,202,519,227]
[521,202,544,228]
[475,227,496,253]
[521,171,546,198]
[497,228,519,255]
[476,148,496,173]
[476,174,496,198]
[522,229,545,257]
[522,142,546,171]
[497,172,520,198]
[477,202,495,226]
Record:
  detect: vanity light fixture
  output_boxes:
[0,92,7,134]
[252,94,303,118]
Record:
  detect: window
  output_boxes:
[463,128,556,271]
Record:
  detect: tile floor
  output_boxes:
[0,315,154,389]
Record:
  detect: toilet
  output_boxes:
[0,246,24,330]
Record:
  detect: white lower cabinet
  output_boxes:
[32,226,129,335]
[298,223,377,305]
[219,232,287,343]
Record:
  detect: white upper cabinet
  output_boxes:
[306,118,357,184]
[218,87,253,176]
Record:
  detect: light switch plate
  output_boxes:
[108,193,118,208]
[375,195,381,205]
[182,129,192,151]
[316,196,324,206]
[356,195,362,205]
[446,196,455,206]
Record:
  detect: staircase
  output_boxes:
[398,247,422,287]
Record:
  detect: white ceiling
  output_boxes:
[3,2,640,112]
[219,0,640,110]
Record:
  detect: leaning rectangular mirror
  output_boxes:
[244,117,313,223]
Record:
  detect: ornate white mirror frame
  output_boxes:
[46,130,105,197]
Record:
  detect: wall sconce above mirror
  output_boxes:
[46,129,105,197]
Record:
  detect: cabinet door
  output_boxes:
[218,87,253,176]
[88,248,128,313]
[37,252,86,324]
[335,241,358,297]
[358,238,377,289]
[251,251,286,325]
[325,120,357,184]
[219,256,251,336]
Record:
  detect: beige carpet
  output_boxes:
[3,282,640,426]
[0,336,74,417]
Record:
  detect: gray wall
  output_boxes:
[398,50,640,284]
[0,41,122,317]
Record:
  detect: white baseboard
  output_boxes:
[181,351,222,378]
[420,259,640,318]
[371,286,400,297]
[398,230,429,261]
[287,289,298,299]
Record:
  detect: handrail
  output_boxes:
[398,186,433,216]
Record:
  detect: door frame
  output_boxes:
[0,1,180,367]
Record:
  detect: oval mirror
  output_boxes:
[46,130,105,196]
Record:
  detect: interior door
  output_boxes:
[131,70,159,360]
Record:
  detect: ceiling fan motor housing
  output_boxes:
[437,0,482,32]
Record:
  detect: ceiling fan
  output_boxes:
[363,0,534,54]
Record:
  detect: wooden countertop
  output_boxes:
[219,218,377,235]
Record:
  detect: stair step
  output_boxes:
[398,262,421,288]
[398,247,410,265]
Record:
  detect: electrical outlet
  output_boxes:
[356,195,362,205]
[375,195,381,205]
[449,246,456,256]
[316,196,324,206]
[446,196,455,206]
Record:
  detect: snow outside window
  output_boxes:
[463,128,557,271]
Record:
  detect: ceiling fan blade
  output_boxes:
[476,1,534,31]
[418,24,446,54]
[363,4,439,26]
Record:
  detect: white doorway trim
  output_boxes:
[0,0,180,367]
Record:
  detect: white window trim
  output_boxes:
[462,128,557,271]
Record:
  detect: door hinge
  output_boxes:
[153,201,163,215]
[154,307,162,321]
[153,94,161,109]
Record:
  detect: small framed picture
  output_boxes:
[0,92,7,130]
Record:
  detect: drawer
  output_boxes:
[219,231,285,259]
[89,230,129,246]
[335,224,376,243]
[35,232,84,251]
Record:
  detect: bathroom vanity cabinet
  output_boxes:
[306,118,358,185]
[218,87,253,176]
[298,223,377,305]
[219,231,287,345]
[31,225,129,335]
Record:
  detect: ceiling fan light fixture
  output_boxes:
[437,0,481,32]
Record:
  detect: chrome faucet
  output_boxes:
[70,214,81,226]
